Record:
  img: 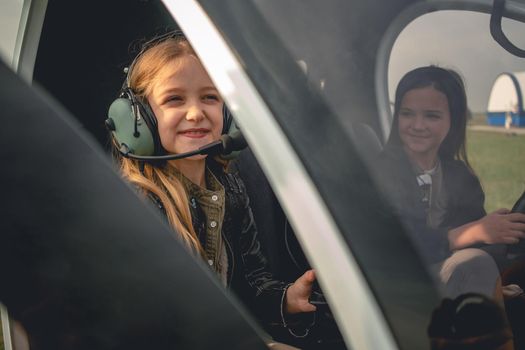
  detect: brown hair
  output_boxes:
[386,66,472,170]
[117,35,204,256]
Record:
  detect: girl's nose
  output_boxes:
[185,104,205,122]
[412,115,425,130]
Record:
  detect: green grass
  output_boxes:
[467,130,525,212]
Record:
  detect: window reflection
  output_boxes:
[388,9,525,349]
[389,10,525,214]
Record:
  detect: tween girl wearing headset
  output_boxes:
[106,33,317,337]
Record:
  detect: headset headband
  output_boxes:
[123,30,186,91]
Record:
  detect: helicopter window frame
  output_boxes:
[0,0,25,67]
[7,0,48,82]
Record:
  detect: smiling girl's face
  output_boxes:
[147,55,223,159]
[397,85,451,168]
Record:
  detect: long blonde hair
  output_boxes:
[117,35,205,256]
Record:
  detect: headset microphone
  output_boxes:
[220,130,247,156]
[115,129,247,161]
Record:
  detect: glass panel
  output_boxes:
[0,0,24,67]
[197,1,525,349]
[388,9,525,350]
[389,10,525,213]
[197,1,438,349]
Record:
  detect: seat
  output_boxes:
[347,122,384,166]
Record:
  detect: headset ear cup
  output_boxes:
[220,104,245,160]
[136,99,164,155]
[107,97,156,156]
[222,104,233,135]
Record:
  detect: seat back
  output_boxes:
[348,122,384,166]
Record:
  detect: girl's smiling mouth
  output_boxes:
[178,128,210,138]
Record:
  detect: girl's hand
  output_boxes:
[477,209,525,244]
[449,209,525,249]
[285,269,317,314]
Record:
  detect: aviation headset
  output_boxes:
[105,31,237,160]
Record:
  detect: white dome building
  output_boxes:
[487,72,525,127]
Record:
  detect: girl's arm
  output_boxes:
[448,209,525,250]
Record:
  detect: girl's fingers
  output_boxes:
[302,302,317,312]
[509,223,525,232]
[297,270,315,287]
[503,237,520,244]
[509,230,525,238]
[493,208,511,215]
[305,269,316,283]
[508,213,525,223]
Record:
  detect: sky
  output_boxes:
[2,3,525,113]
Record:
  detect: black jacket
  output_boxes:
[233,149,346,350]
[375,146,486,264]
[148,162,288,326]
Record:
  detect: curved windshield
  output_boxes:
[4,0,524,348]
[198,1,525,349]
[390,10,525,212]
